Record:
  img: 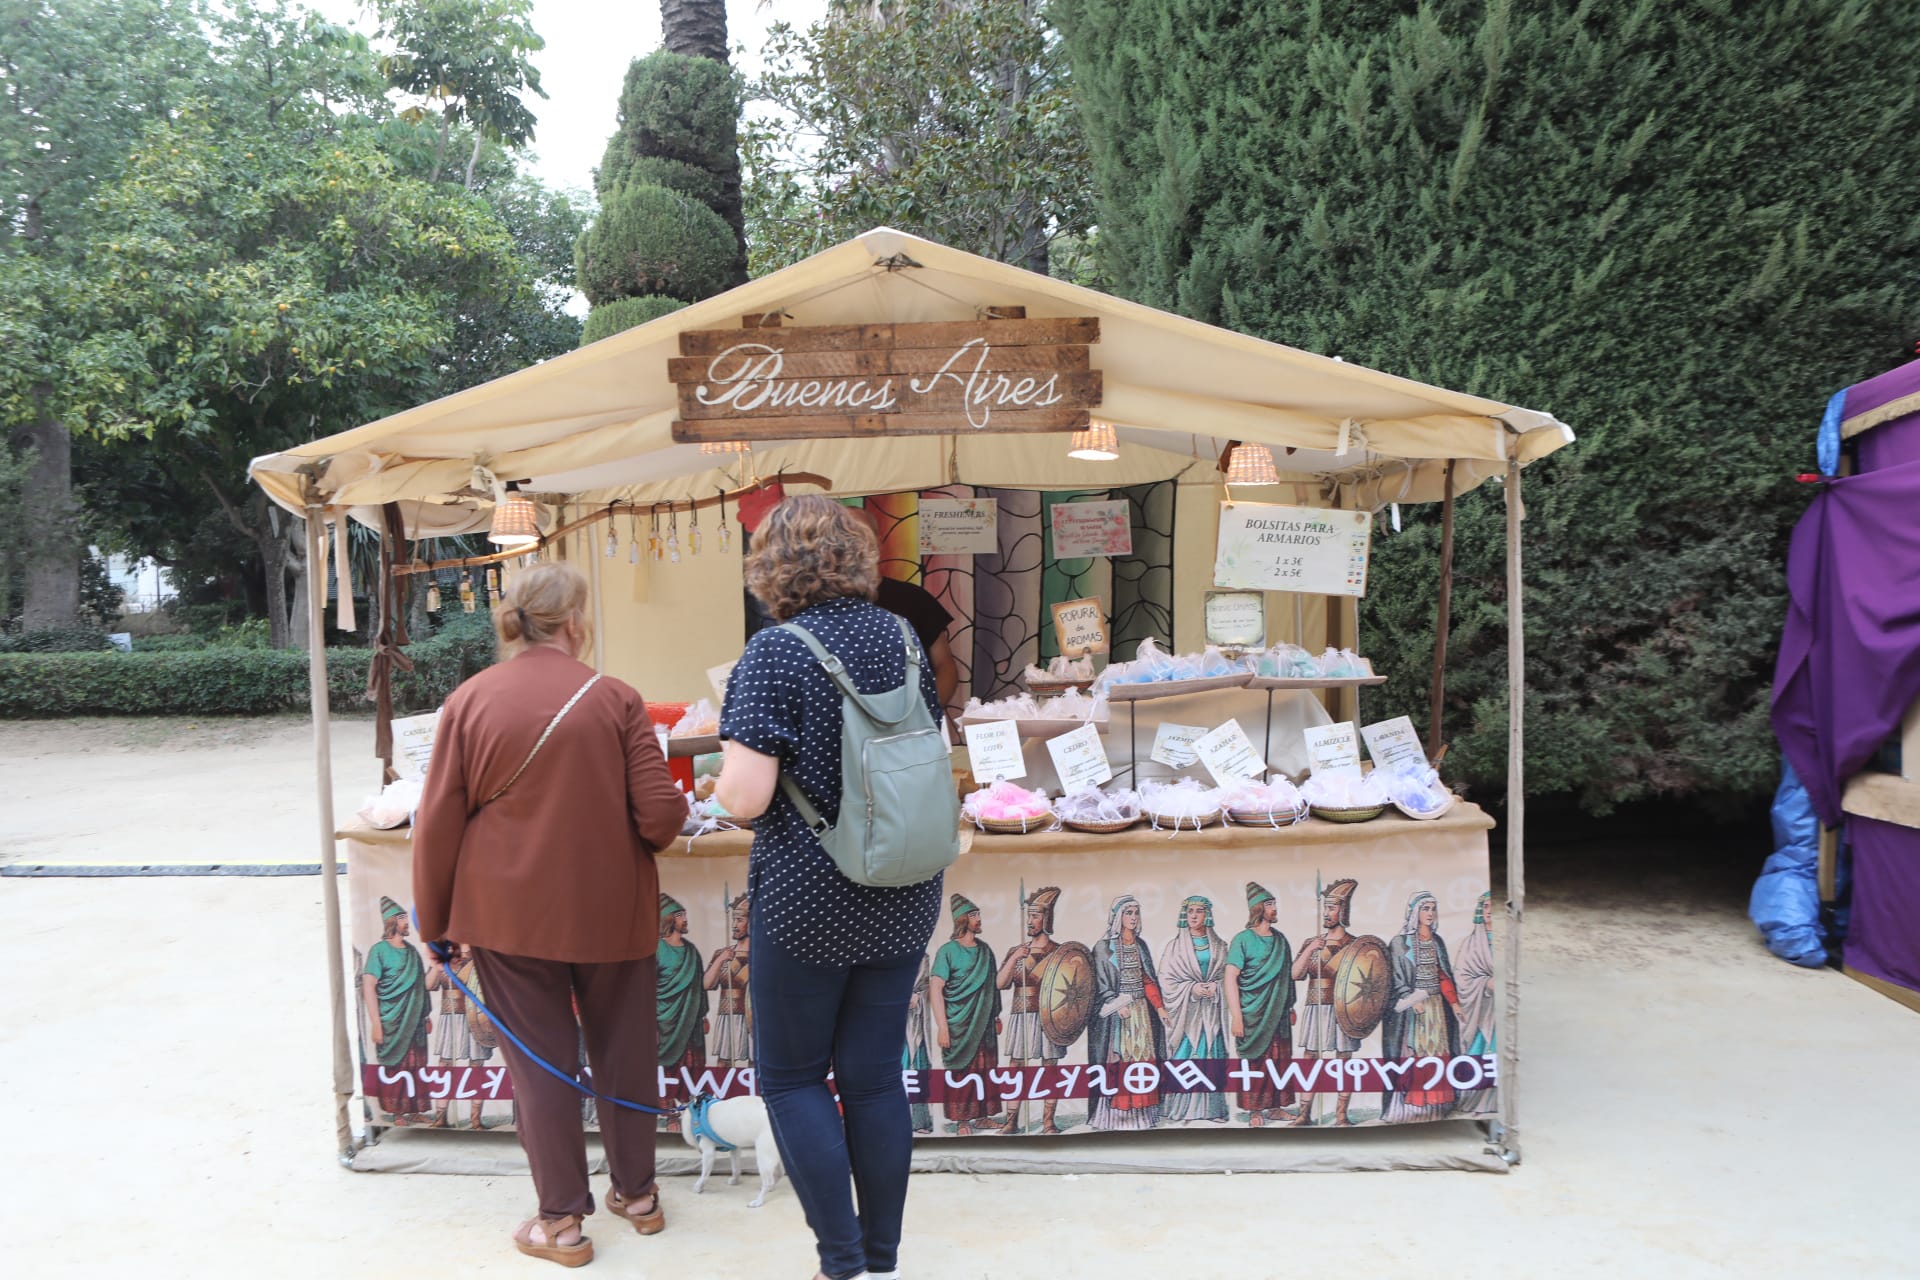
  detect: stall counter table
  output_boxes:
[339,803,1500,1139]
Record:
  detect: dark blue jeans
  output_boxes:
[751,924,921,1280]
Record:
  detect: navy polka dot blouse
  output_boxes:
[719,595,944,966]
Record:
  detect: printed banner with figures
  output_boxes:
[345,820,1496,1136]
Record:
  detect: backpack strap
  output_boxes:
[774,615,923,835]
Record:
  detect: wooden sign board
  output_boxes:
[669,317,1102,443]
[1050,597,1109,657]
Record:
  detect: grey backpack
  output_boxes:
[776,616,961,888]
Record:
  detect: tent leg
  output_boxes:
[1497,457,1525,1165]
[307,507,356,1162]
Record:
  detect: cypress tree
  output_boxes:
[1055,0,1920,812]
[578,3,747,345]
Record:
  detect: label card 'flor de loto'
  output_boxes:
[963,718,1028,783]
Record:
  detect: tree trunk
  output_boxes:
[284,510,310,651]
[260,504,294,649]
[15,395,81,630]
[464,131,484,190]
[660,0,728,61]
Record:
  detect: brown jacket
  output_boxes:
[413,645,686,963]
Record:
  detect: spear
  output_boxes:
[1314,868,1326,982]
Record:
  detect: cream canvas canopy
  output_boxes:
[250,227,1571,522]
[258,227,1560,1170]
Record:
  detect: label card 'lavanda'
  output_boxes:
[1302,721,1363,779]
[1195,718,1267,785]
[392,711,440,779]
[963,719,1028,782]
[1046,722,1114,791]
[1150,722,1206,768]
[1361,715,1427,772]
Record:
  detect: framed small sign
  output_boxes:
[1203,590,1266,648]
[1050,597,1109,657]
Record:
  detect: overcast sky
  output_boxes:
[313,0,828,196]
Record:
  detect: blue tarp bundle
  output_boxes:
[1749,760,1833,967]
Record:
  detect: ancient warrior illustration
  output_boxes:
[702,892,752,1067]
[425,942,491,1129]
[656,893,708,1129]
[1161,894,1230,1124]
[995,885,1068,1134]
[1088,895,1166,1132]
[362,894,431,1123]
[1292,877,1360,1126]
[1381,891,1463,1123]
[1224,881,1297,1126]
[930,893,1001,1135]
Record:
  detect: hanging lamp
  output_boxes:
[700,440,751,455]
[487,481,541,547]
[1224,442,1280,486]
[1068,419,1119,461]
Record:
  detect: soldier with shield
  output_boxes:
[994,885,1072,1134]
[702,890,752,1068]
[1292,877,1362,1125]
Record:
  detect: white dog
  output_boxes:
[680,1094,783,1208]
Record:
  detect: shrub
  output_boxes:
[0,614,499,718]
[574,184,736,306]
[0,628,113,653]
[615,50,741,175]
[596,146,726,207]
[581,294,688,346]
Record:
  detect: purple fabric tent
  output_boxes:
[1772,358,1920,995]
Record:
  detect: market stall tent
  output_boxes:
[251,227,1572,1167]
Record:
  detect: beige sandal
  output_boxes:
[606,1185,665,1235]
[513,1213,593,1267]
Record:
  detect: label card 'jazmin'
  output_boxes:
[1150,722,1206,769]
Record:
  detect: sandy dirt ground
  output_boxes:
[2,717,1917,1278]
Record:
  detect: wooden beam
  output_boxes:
[677,316,1099,356]
[667,345,1090,382]
[671,407,1092,443]
[676,371,1103,422]
[741,312,783,328]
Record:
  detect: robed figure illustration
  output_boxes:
[1381,891,1463,1123]
[656,894,708,1129]
[930,893,1001,1135]
[362,894,431,1122]
[1088,895,1166,1131]
[1454,891,1498,1117]
[1224,881,1297,1126]
[905,953,935,1134]
[1160,894,1230,1123]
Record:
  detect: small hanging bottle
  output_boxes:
[628,511,640,565]
[648,506,663,561]
[689,500,702,556]
[604,518,617,558]
[426,580,441,612]
[459,576,476,613]
[717,489,731,553]
[666,502,681,563]
[487,567,502,605]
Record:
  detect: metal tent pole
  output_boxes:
[1497,456,1525,1165]
[1427,460,1457,757]
[306,504,356,1161]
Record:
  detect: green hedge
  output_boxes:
[581,294,687,346]
[0,628,113,653]
[0,617,497,717]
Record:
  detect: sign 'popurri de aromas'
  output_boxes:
[667,316,1102,442]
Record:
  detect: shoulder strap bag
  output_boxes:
[482,674,602,807]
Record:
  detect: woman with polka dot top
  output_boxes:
[715,494,941,1280]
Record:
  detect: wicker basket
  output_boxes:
[1145,808,1223,830]
[1227,805,1307,828]
[1062,815,1141,834]
[1392,794,1456,822]
[976,813,1054,835]
[1309,803,1387,824]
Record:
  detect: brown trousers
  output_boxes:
[472,949,659,1219]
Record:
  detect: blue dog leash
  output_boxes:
[411,911,685,1117]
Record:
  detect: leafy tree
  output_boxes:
[0,0,213,628]
[744,0,1093,274]
[374,0,548,188]
[73,109,530,647]
[576,183,737,306]
[1055,0,1920,812]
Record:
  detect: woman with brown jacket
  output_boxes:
[414,563,687,1267]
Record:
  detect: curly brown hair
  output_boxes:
[743,494,880,621]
